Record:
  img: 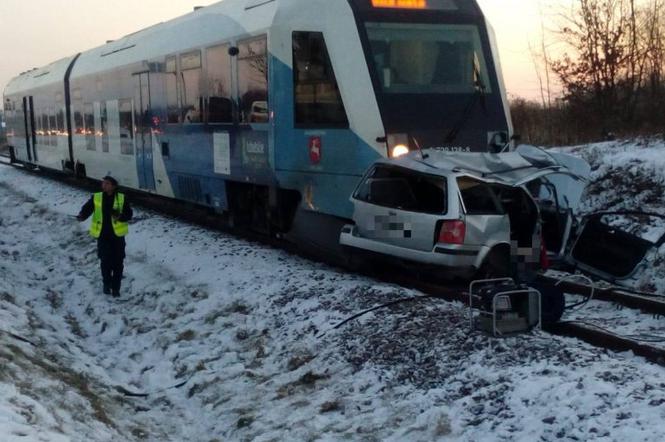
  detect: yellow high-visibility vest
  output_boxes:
[89,192,129,238]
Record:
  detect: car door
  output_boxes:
[567,212,665,282]
[512,146,591,257]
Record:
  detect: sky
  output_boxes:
[0,0,570,102]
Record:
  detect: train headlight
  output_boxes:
[387,133,410,158]
[392,144,410,158]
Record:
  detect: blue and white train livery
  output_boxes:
[3,0,512,248]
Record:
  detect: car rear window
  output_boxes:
[355,166,447,214]
[457,177,503,215]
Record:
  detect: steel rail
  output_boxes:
[540,275,665,316]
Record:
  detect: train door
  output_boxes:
[133,72,156,190]
[22,96,37,162]
[28,97,37,162]
[22,97,32,161]
[235,35,271,175]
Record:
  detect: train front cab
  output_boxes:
[272,0,512,249]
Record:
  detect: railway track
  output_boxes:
[3,158,665,367]
[387,274,665,367]
[540,275,665,365]
[542,275,665,316]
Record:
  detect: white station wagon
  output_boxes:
[340,146,593,279]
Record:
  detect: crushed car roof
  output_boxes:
[378,146,587,186]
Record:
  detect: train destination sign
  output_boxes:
[370,0,457,10]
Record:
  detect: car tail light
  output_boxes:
[540,233,550,271]
[438,220,466,245]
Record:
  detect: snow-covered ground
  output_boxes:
[1,140,665,441]
[555,138,665,293]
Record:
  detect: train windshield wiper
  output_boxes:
[444,53,488,144]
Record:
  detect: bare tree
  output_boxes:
[551,1,665,132]
[511,0,665,145]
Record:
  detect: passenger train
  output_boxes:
[3,0,512,252]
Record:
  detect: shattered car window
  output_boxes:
[355,166,447,214]
[457,177,503,215]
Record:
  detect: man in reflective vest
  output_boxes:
[77,176,133,297]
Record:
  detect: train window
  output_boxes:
[55,93,65,140]
[72,90,84,137]
[39,109,45,145]
[10,103,24,139]
[35,110,43,145]
[57,109,66,138]
[74,107,84,135]
[365,23,492,95]
[48,108,57,146]
[73,94,84,136]
[119,99,134,155]
[101,102,109,152]
[5,104,13,139]
[84,103,95,151]
[292,32,349,128]
[206,44,233,124]
[39,111,48,146]
[238,35,268,124]
[355,166,447,214]
[166,56,180,124]
[95,101,109,152]
[180,51,202,124]
[17,106,26,139]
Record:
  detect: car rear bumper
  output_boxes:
[340,229,487,269]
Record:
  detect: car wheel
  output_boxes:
[343,246,364,272]
[476,248,511,279]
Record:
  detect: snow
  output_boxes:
[2,142,665,441]
[554,138,665,294]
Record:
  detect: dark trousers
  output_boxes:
[97,236,126,291]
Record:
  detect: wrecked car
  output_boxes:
[340,145,592,279]
[341,145,665,286]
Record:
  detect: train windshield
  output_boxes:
[365,22,491,94]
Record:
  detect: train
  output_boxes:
[3,0,512,253]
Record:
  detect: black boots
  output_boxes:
[104,284,119,298]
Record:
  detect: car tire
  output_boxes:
[476,248,511,279]
[343,246,364,272]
